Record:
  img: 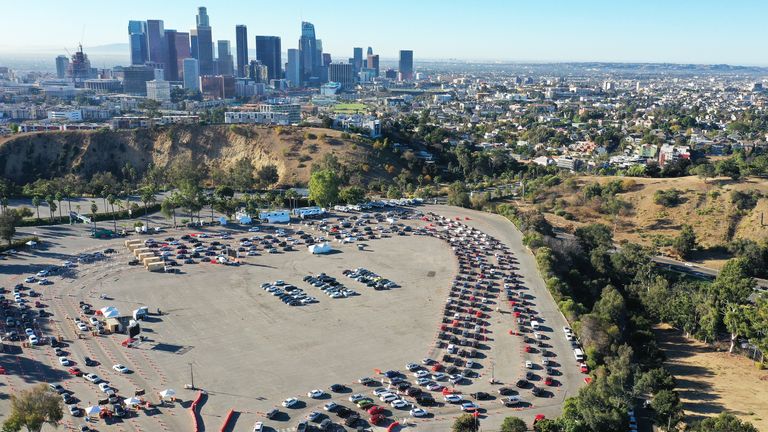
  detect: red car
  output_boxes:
[34,301,43,308]
[431,363,443,372]
[68,367,82,376]
[580,364,589,374]
[524,345,532,353]
[369,414,384,425]
[544,376,554,386]
[368,406,383,415]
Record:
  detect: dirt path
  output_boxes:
[655,325,768,430]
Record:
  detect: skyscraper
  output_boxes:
[286,48,300,87]
[367,54,380,77]
[196,7,214,75]
[183,58,200,91]
[146,20,166,68]
[216,40,234,76]
[299,21,319,84]
[235,25,248,78]
[174,32,190,80]
[67,45,96,88]
[353,47,363,74]
[399,50,414,81]
[255,36,281,82]
[128,21,148,65]
[163,30,179,81]
[55,55,69,79]
[190,29,199,59]
[328,63,354,90]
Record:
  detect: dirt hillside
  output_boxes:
[0,125,389,187]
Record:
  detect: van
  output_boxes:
[531,321,540,331]
[573,348,584,361]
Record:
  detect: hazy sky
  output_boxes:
[1,0,766,65]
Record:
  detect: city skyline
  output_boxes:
[0,0,767,66]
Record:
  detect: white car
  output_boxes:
[282,397,299,408]
[426,383,443,391]
[461,402,479,412]
[24,276,36,283]
[98,383,112,393]
[348,393,366,402]
[112,364,130,373]
[410,408,428,417]
[58,357,70,366]
[432,372,447,381]
[525,361,533,369]
[28,335,39,345]
[416,377,431,386]
[444,394,463,403]
[413,370,430,378]
[380,393,398,403]
[252,421,263,432]
[76,322,88,332]
[373,388,389,396]
[323,402,338,411]
[248,227,261,232]
[89,317,100,325]
[307,389,325,399]
[25,328,35,336]
[391,399,410,409]
[84,373,101,383]
[307,411,321,421]
[406,362,420,371]
[36,270,49,277]
[563,326,572,335]
[421,358,435,365]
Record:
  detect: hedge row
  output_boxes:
[0,236,40,253]
[18,204,162,227]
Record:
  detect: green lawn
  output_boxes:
[333,103,367,113]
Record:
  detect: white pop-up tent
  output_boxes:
[100,306,120,318]
[85,405,102,416]
[308,242,332,255]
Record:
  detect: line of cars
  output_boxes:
[260,280,318,306]
[343,268,398,290]
[303,273,358,299]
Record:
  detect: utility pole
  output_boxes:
[189,362,195,389]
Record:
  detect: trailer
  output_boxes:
[258,210,290,223]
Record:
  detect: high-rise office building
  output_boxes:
[328,63,354,90]
[122,65,155,95]
[299,21,319,84]
[163,30,179,81]
[67,45,96,88]
[190,29,199,59]
[235,25,248,78]
[247,60,269,83]
[55,55,69,79]
[353,47,363,74]
[216,40,234,76]
[399,50,414,81]
[183,58,200,91]
[128,20,148,65]
[146,20,166,67]
[286,48,300,87]
[364,47,373,68]
[196,7,214,75]
[255,36,281,82]
[367,54,380,77]
[174,32,190,80]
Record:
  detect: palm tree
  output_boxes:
[140,186,157,228]
[32,195,41,220]
[45,195,56,223]
[107,194,117,233]
[89,200,98,229]
[55,191,63,221]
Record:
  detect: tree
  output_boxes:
[256,164,280,188]
[447,182,471,208]
[140,186,157,228]
[672,225,696,259]
[338,186,365,204]
[650,390,682,431]
[0,210,21,246]
[2,383,63,432]
[90,201,98,227]
[689,413,759,432]
[54,191,63,221]
[693,163,716,183]
[451,413,479,432]
[500,416,528,432]
[716,157,741,180]
[308,169,340,207]
[160,192,182,227]
[633,368,676,396]
[574,223,613,253]
[31,196,41,220]
[107,194,117,233]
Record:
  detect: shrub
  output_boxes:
[653,189,682,207]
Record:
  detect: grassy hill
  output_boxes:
[528,175,768,268]
[0,125,396,187]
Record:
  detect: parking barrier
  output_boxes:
[219,409,235,432]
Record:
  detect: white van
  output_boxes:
[531,320,540,331]
[573,348,585,362]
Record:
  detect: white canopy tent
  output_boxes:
[159,389,176,399]
[100,306,120,318]
[85,405,102,416]
[308,242,333,255]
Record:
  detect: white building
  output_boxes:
[146,80,171,102]
[224,111,290,125]
[47,110,82,122]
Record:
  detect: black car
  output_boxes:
[128,259,140,266]
[531,386,543,397]
[515,379,529,388]
[83,357,97,367]
[329,383,346,392]
[344,414,360,427]
[471,391,490,400]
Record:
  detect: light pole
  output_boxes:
[189,362,195,389]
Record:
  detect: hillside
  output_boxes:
[0,125,392,187]
[529,175,768,268]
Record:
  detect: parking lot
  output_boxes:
[1,204,584,431]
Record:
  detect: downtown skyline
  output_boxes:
[0,0,767,66]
